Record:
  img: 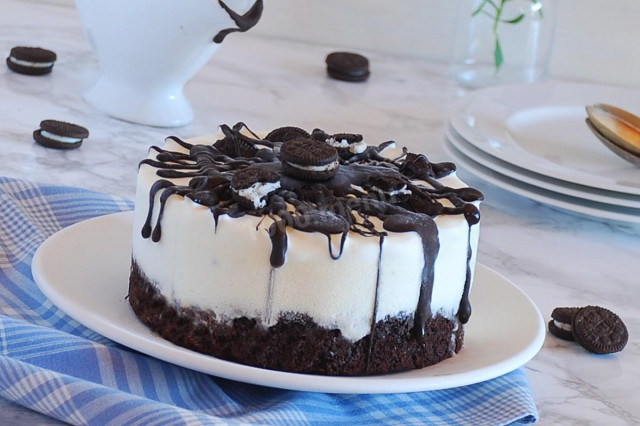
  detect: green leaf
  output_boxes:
[471,1,488,17]
[494,38,504,70]
[472,0,499,16]
[502,13,525,24]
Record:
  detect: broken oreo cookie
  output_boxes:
[572,306,628,355]
[363,175,411,202]
[231,166,280,210]
[279,138,339,181]
[33,120,89,150]
[325,51,370,82]
[312,129,368,160]
[6,46,57,76]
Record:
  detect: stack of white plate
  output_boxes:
[444,81,640,224]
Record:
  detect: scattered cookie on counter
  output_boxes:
[33,120,89,150]
[548,307,579,341]
[6,46,57,76]
[548,305,628,354]
[572,306,628,354]
[325,51,370,82]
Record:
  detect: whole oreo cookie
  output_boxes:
[231,166,281,210]
[264,126,310,142]
[548,307,580,341]
[572,306,628,354]
[279,138,339,181]
[33,120,89,150]
[325,51,370,82]
[6,46,57,76]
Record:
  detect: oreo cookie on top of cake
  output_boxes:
[128,123,483,376]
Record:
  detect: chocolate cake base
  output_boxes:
[128,260,464,376]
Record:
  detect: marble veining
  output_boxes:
[1,0,639,424]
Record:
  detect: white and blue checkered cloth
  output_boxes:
[0,176,538,425]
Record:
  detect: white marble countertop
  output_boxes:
[1,1,639,425]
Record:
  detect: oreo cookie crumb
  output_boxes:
[33,120,89,150]
[325,52,370,82]
[364,175,407,193]
[6,46,57,76]
[292,209,350,234]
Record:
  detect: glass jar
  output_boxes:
[450,0,557,89]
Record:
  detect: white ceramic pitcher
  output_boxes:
[76,0,262,127]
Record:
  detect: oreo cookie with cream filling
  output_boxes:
[312,129,367,160]
[33,120,89,150]
[572,306,628,354]
[231,166,281,210]
[548,307,579,341]
[6,46,57,76]
[362,175,411,202]
[325,51,370,82]
[279,138,339,181]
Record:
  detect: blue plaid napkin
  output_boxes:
[0,176,538,425]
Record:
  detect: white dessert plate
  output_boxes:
[446,125,640,209]
[32,211,545,394]
[443,137,640,224]
[449,81,640,195]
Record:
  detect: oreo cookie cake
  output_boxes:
[128,123,483,375]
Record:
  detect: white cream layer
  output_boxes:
[285,159,339,172]
[40,130,82,144]
[236,181,281,209]
[554,320,572,331]
[131,135,480,342]
[326,137,368,154]
[370,184,412,197]
[9,56,54,68]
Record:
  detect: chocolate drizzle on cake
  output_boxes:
[138,123,483,340]
[268,220,287,268]
[383,214,439,342]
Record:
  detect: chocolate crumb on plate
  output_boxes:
[33,120,89,150]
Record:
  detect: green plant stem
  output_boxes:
[471,0,543,71]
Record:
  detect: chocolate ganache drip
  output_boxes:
[139,122,483,339]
